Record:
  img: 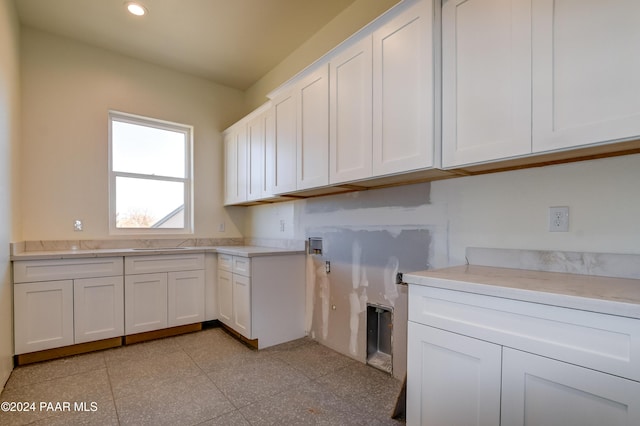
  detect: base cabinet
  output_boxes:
[14,280,74,354]
[217,253,305,348]
[74,276,124,344]
[407,323,501,426]
[407,284,640,426]
[124,254,205,335]
[13,257,124,355]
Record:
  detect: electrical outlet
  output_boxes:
[218,222,225,232]
[549,206,569,232]
[325,261,331,274]
[279,220,285,232]
[74,220,83,231]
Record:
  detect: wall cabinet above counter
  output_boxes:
[223,0,640,206]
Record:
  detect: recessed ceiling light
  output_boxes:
[126,2,147,16]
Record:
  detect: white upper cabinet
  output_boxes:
[296,65,329,190]
[223,125,247,205]
[373,0,436,175]
[329,36,374,184]
[442,0,532,168]
[247,108,269,201]
[532,0,640,152]
[269,90,298,194]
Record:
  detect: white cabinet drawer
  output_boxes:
[409,284,640,381]
[13,257,123,283]
[125,253,204,275]
[218,254,233,272]
[232,256,251,277]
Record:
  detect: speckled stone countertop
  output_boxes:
[214,246,305,257]
[11,245,305,261]
[404,265,640,320]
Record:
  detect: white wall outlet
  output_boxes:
[549,206,569,232]
[218,222,225,232]
[279,219,285,232]
[74,219,83,231]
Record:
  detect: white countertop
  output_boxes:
[11,245,304,261]
[214,246,305,257]
[404,265,640,319]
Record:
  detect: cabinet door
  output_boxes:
[532,0,640,152]
[373,0,434,176]
[217,269,233,325]
[330,36,373,184]
[124,273,168,334]
[168,270,205,327]
[223,126,247,205]
[14,280,74,354]
[407,322,501,426]
[247,112,265,201]
[442,0,531,167]
[74,276,124,344]
[232,273,251,339]
[270,90,297,194]
[297,65,329,190]
[502,348,640,426]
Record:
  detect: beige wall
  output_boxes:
[244,0,400,111]
[0,0,21,388]
[20,28,247,240]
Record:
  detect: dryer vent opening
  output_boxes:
[367,304,393,374]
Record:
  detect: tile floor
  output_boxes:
[0,327,405,425]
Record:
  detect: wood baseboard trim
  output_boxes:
[220,324,259,349]
[124,323,202,345]
[15,337,123,366]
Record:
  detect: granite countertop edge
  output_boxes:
[404,265,640,320]
[11,245,305,260]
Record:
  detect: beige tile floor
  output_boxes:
[0,327,405,425]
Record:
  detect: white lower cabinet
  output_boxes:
[407,323,501,426]
[407,284,640,426]
[13,257,124,355]
[124,273,168,334]
[14,280,74,354]
[502,348,640,426]
[217,253,305,348]
[74,276,124,344]
[124,254,205,335]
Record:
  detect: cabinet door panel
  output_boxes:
[74,276,124,343]
[168,270,205,327]
[330,36,373,183]
[14,280,74,354]
[442,0,531,167]
[297,66,329,190]
[223,130,238,205]
[124,273,168,334]
[247,112,265,201]
[232,274,251,339]
[373,0,434,175]
[533,0,640,152]
[217,270,233,325]
[270,91,297,194]
[407,322,501,426]
[502,348,640,426]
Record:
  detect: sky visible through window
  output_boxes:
[112,120,186,228]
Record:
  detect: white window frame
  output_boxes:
[108,110,194,235]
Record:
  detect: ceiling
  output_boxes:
[15,0,357,90]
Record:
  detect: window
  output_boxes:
[109,111,193,234]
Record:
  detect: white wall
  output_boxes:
[20,28,247,240]
[247,154,640,261]
[0,0,21,388]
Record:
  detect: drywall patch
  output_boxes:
[305,226,431,378]
[304,182,431,214]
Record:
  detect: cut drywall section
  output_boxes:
[305,226,432,379]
